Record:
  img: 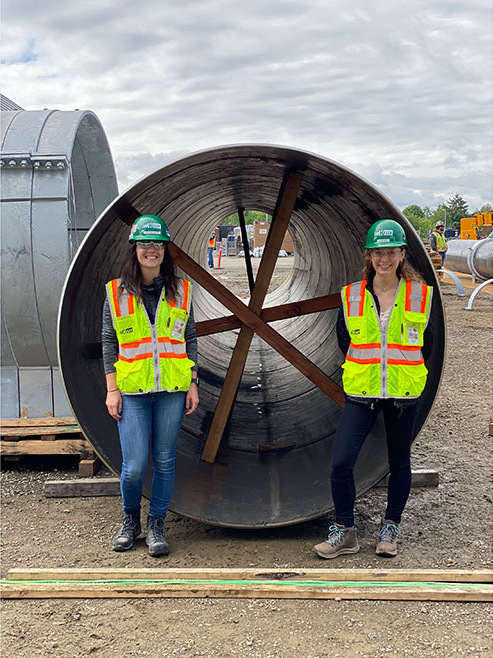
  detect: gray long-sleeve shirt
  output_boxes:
[102,275,198,375]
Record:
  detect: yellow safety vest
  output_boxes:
[432,230,447,252]
[106,278,195,394]
[341,279,432,399]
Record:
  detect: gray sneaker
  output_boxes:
[313,523,360,559]
[376,520,401,557]
[112,510,141,552]
[146,515,170,557]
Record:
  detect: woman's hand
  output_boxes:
[185,383,199,415]
[106,390,122,420]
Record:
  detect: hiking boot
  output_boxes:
[112,510,141,552]
[146,515,170,557]
[312,523,360,559]
[376,520,401,557]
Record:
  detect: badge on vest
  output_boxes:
[171,318,186,340]
[406,325,420,345]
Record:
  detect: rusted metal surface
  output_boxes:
[58,144,445,528]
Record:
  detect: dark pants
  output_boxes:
[331,399,417,527]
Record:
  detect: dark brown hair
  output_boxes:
[362,248,425,283]
[119,244,179,303]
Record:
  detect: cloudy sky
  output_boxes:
[2,0,492,210]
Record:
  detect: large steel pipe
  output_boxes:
[58,145,445,528]
[1,109,117,417]
[445,239,493,281]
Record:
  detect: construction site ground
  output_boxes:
[1,256,492,657]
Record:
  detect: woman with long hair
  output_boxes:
[102,215,199,556]
[313,219,434,559]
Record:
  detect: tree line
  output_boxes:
[403,195,491,236]
[220,196,492,236]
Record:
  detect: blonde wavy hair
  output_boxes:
[362,248,425,283]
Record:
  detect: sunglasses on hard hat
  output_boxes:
[135,241,165,250]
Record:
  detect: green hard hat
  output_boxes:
[129,215,171,243]
[365,219,407,249]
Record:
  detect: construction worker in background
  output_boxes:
[207,234,215,268]
[430,221,448,266]
[313,219,434,560]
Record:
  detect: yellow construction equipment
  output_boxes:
[460,212,492,240]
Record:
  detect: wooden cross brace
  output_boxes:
[167,171,345,464]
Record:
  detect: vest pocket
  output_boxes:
[347,316,368,344]
[116,359,148,393]
[402,311,426,347]
[341,360,373,396]
[398,364,428,397]
[167,308,189,341]
[159,357,194,392]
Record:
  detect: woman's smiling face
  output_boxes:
[370,247,405,276]
[136,242,165,272]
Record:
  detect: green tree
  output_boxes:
[403,204,425,219]
[221,210,271,225]
[446,194,469,229]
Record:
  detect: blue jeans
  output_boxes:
[207,247,214,267]
[331,399,417,527]
[117,391,186,517]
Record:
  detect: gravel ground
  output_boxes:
[1,258,492,658]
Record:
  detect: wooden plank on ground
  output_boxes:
[374,469,439,488]
[195,293,341,336]
[201,172,304,463]
[8,567,493,583]
[1,425,81,438]
[0,417,76,428]
[44,477,120,498]
[2,580,491,602]
[1,439,92,457]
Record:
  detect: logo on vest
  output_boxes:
[120,327,134,335]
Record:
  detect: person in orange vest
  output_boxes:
[313,219,434,560]
[102,215,199,557]
[207,234,215,268]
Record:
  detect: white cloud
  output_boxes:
[2,0,492,209]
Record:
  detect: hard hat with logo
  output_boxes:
[435,221,445,228]
[365,219,407,249]
[129,215,171,243]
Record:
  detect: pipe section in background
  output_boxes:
[445,239,493,281]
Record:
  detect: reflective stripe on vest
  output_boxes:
[106,278,194,393]
[341,279,432,398]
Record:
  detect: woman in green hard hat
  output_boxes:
[102,215,199,557]
[313,219,434,559]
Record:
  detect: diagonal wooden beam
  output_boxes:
[168,243,343,404]
[203,172,306,462]
[195,293,341,337]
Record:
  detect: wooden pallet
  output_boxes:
[0,416,101,476]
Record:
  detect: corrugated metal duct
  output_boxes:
[59,144,445,528]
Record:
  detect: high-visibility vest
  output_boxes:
[432,230,447,252]
[106,278,195,394]
[341,279,433,399]
[208,237,215,248]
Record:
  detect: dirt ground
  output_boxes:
[1,256,492,658]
